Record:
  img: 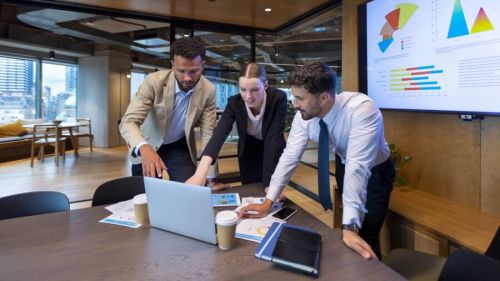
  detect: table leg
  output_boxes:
[55,127,59,166]
[67,128,78,157]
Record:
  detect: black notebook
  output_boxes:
[255,223,321,277]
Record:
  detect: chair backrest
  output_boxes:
[32,124,56,142]
[0,191,70,220]
[438,250,500,281]
[92,176,145,206]
[76,118,92,134]
[485,226,500,261]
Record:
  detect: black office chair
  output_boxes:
[0,191,70,220]
[484,226,500,261]
[438,250,500,281]
[383,248,447,281]
[384,226,500,281]
[91,176,145,206]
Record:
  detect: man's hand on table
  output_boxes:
[237,198,273,219]
[139,144,167,178]
[342,230,378,260]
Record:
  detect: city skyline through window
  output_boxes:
[42,62,77,121]
[0,55,77,124]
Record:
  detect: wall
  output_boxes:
[341,0,500,216]
[78,55,109,147]
[78,49,131,147]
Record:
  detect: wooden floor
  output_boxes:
[0,144,335,228]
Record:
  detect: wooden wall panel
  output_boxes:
[382,111,481,208]
[480,116,500,215]
[341,0,365,92]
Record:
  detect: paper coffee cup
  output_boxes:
[215,210,238,250]
[133,193,149,225]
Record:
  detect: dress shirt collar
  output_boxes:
[315,94,339,126]
[175,80,195,96]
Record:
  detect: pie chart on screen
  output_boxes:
[379,3,418,53]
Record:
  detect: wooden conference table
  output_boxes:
[0,184,404,281]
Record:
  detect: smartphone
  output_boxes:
[272,206,297,221]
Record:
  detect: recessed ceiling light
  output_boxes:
[183,34,189,37]
[313,26,327,32]
[265,8,272,12]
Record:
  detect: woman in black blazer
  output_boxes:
[187,63,287,188]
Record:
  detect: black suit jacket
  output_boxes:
[202,87,287,186]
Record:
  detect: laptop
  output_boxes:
[144,177,217,244]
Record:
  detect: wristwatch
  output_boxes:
[341,223,360,234]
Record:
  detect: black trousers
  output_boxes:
[131,137,195,182]
[238,134,264,185]
[335,154,395,258]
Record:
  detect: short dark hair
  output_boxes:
[170,37,206,60]
[289,62,336,95]
[239,63,266,82]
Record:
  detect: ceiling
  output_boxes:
[0,2,342,85]
[55,0,334,31]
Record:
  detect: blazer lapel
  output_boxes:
[238,97,248,135]
[164,71,176,129]
[262,90,272,137]
[184,79,202,135]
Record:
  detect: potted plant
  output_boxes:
[389,144,412,185]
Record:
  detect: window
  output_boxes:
[0,56,37,123]
[0,56,78,123]
[42,62,77,121]
[131,70,147,99]
[193,30,252,110]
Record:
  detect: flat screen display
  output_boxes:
[365,0,500,114]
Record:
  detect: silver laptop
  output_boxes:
[144,177,217,244]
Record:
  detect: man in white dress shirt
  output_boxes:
[239,62,395,260]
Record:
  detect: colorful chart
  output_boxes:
[471,8,494,33]
[378,3,418,53]
[448,0,494,38]
[389,65,444,91]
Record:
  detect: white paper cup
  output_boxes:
[133,193,149,225]
[215,210,238,250]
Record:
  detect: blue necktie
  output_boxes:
[318,119,333,210]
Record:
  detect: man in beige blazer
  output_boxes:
[120,38,216,181]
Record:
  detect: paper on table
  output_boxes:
[105,199,134,215]
[100,213,141,228]
[100,199,140,228]
[235,197,284,213]
[236,218,283,243]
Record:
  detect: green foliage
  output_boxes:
[284,101,296,133]
[389,143,412,185]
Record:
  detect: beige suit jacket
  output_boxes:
[119,69,216,165]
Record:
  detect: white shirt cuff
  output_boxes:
[342,205,364,228]
[134,141,149,156]
[265,185,282,202]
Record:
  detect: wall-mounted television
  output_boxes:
[359,0,500,115]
